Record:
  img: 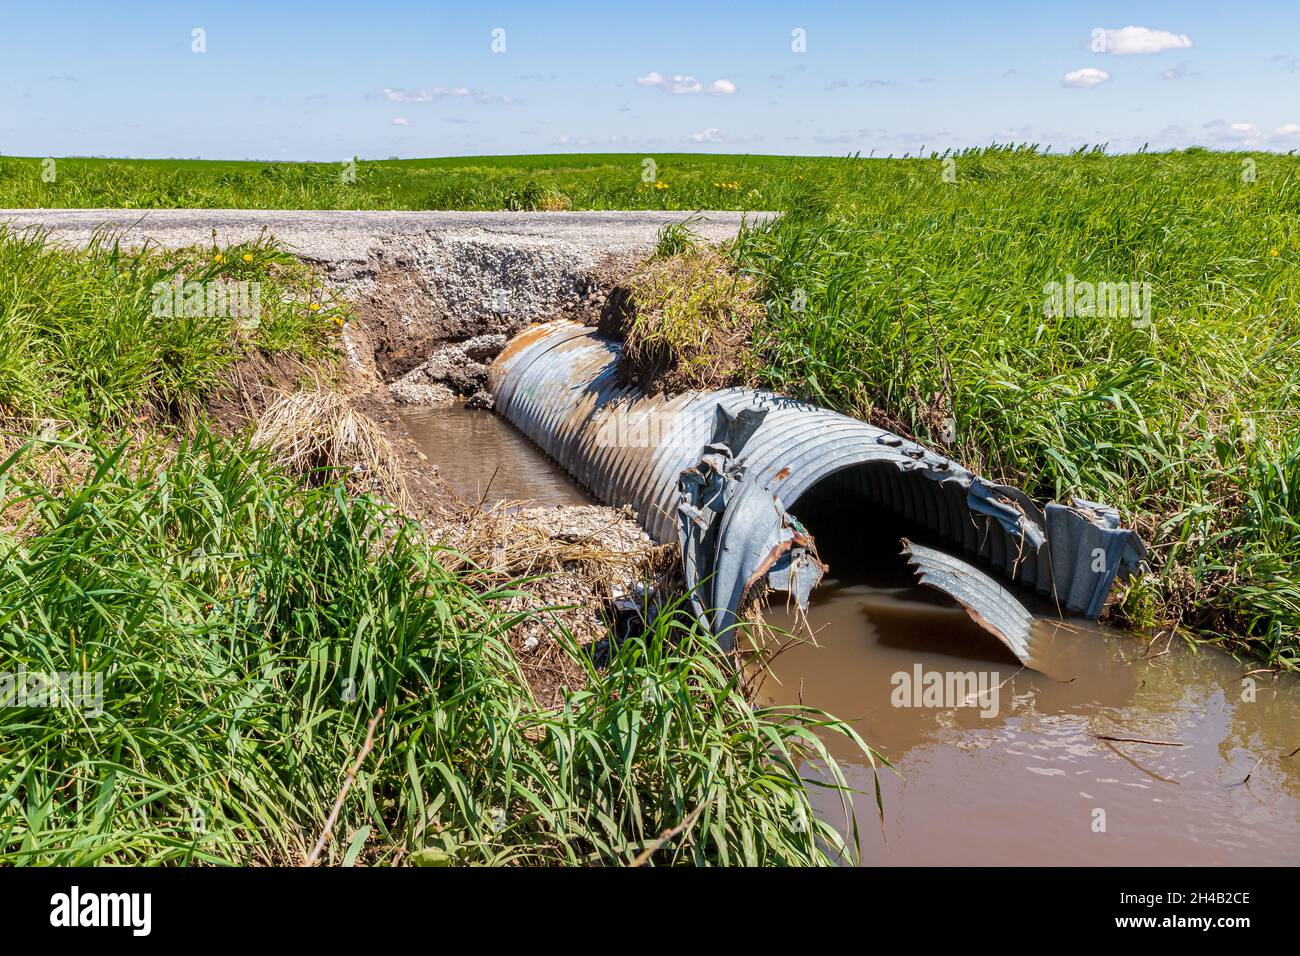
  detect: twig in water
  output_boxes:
[476,464,501,508]
[1101,740,1180,786]
[1230,747,1298,788]
[1089,733,1183,747]
[1242,667,1280,679]
[1240,755,1266,785]
[304,707,385,866]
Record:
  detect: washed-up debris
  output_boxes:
[677,405,825,644]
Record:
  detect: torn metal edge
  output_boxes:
[902,538,1036,667]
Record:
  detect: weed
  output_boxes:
[0,433,874,865]
[620,245,764,392]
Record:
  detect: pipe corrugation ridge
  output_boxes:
[487,320,1145,626]
[904,541,1035,664]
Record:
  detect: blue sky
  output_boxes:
[2,1,1299,159]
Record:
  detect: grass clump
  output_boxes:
[250,388,409,507]
[616,233,765,393]
[0,433,873,865]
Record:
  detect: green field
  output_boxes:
[0,153,792,211]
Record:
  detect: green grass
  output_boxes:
[0,153,808,211]
[0,432,871,865]
[0,221,875,866]
[0,227,341,428]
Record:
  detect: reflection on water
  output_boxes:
[400,403,592,508]
[762,581,1300,866]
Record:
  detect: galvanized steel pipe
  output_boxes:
[488,320,1146,640]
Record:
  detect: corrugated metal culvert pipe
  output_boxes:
[488,321,1147,651]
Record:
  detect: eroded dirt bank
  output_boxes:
[294,214,753,692]
[0,210,758,700]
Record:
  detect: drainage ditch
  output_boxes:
[399,388,1300,865]
[398,324,1300,867]
[35,211,1291,866]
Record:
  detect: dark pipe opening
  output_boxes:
[786,462,945,587]
[784,462,1024,665]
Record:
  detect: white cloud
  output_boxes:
[390,117,410,126]
[1187,120,1300,149]
[1202,120,1263,147]
[1062,68,1110,89]
[637,72,700,94]
[686,127,727,143]
[378,86,516,105]
[637,72,735,95]
[1094,26,1193,55]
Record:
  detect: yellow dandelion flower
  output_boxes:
[309,303,321,312]
[1270,248,1279,257]
[242,253,253,262]
[213,253,224,263]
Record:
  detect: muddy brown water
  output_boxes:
[400,404,592,507]
[763,583,1300,866]
[405,402,1299,865]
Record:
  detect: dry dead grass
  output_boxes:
[431,503,677,707]
[250,387,411,508]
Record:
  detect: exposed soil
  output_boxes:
[205,350,324,433]
[347,249,639,382]
[224,244,677,705]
